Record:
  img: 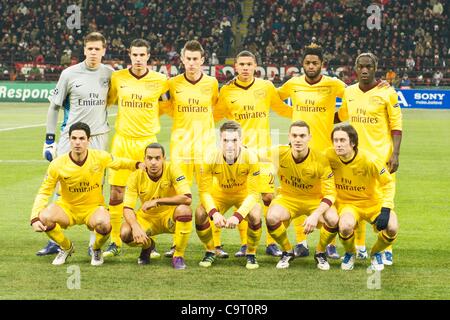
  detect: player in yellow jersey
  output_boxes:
[336,53,402,265]
[105,39,169,258]
[327,124,398,271]
[265,121,339,270]
[158,40,220,259]
[195,121,262,269]
[120,143,192,269]
[30,122,145,266]
[277,44,346,260]
[214,50,292,258]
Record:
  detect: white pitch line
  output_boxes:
[0,113,118,132]
[0,160,48,163]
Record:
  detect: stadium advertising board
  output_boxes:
[0,82,55,102]
[1,80,448,109]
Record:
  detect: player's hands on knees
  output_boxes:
[303,213,320,234]
[142,200,158,212]
[225,216,240,229]
[212,212,226,228]
[132,225,149,245]
[43,133,57,162]
[31,220,47,232]
[374,207,390,231]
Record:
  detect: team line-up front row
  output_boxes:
[30,120,398,271]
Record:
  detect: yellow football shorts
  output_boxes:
[135,207,176,236]
[55,200,103,229]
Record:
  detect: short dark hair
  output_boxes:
[220,120,242,137]
[181,40,205,57]
[289,120,310,134]
[130,39,150,53]
[69,122,91,138]
[302,43,323,62]
[145,142,165,157]
[355,52,378,70]
[84,32,106,48]
[332,123,359,151]
[235,50,256,62]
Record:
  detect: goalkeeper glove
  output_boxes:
[374,207,390,231]
[43,133,57,162]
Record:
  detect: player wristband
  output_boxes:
[30,217,40,226]
[233,212,244,223]
[208,208,218,220]
[45,133,55,144]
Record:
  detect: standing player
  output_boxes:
[336,52,402,265]
[120,143,192,269]
[214,50,291,258]
[38,32,113,256]
[327,124,398,271]
[265,121,339,270]
[31,122,145,266]
[195,121,262,269]
[104,39,169,258]
[277,44,345,259]
[159,40,219,259]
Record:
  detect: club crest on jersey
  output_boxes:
[98,77,109,87]
[353,168,367,176]
[201,85,212,95]
[302,168,315,179]
[160,181,171,189]
[319,87,332,95]
[254,89,266,99]
[145,82,160,90]
[239,169,249,176]
[51,88,59,96]
[369,96,384,106]
[90,164,102,174]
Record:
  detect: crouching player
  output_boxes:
[265,121,339,270]
[120,143,193,269]
[30,122,145,266]
[327,124,398,271]
[195,121,262,270]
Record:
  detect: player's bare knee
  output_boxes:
[248,208,262,226]
[339,220,354,236]
[195,206,207,224]
[265,211,280,228]
[120,224,133,243]
[386,212,398,236]
[324,212,339,228]
[174,205,192,221]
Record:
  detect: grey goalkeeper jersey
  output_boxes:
[49,62,113,136]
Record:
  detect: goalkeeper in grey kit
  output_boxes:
[39,32,113,256]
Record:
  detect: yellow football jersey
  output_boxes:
[107,68,169,138]
[163,73,219,162]
[278,75,346,151]
[214,77,291,149]
[31,149,138,220]
[123,162,191,215]
[269,145,336,204]
[199,147,260,218]
[325,147,395,209]
[338,84,402,162]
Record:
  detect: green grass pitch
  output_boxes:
[0,103,449,299]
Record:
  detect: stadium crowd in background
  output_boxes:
[0,0,448,86]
